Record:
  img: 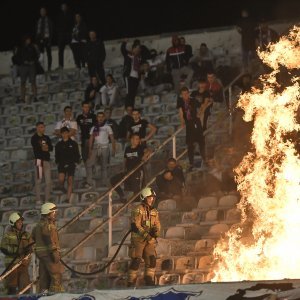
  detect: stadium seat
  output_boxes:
[20,104,35,115]
[153,115,169,126]
[41,113,56,125]
[181,211,200,225]
[225,208,241,224]
[22,115,37,126]
[81,192,100,204]
[165,226,185,240]
[174,256,196,272]
[51,92,68,102]
[63,207,82,219]
[72,246,97,263]
[157,199,176,211]
[194,239,215,252]
[143,95,160,105]
[161,92,177,103]
[112,216,129,231]
[20,196,36,208]
[197,196,218,211]
[197,255,213,272]
[7,127,23,137]
[22,209,40,223]
[6,115,21,127]
[207,223,229,237]
[156,238,172,257]
[0,197,18,210]
[182,271,205,284]
[156,125,175,137]
[9,137,25,148]
[158,273,180,285]
[148,104,165,115]
[218,194,239,207]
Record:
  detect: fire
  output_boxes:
[212,26,300,281]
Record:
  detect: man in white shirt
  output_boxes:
[86,112,116,187]
[54,106,78,140]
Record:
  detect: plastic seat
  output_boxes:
[22,115,37,126]
[6,116,21,127]
[106,244,129,260]
[197,255,213,272]
[73,246,97,263]
[9,137,25,148]
[148,104,165,115]
[197,196,218,211]
[22,210,40,223]
[157,199,176,212]
[225,208,241,224]
[182,271,205,284]
[111,107,125,119]
[48,83,61,94]
[161,92,177,103]
[175,256,196,272]
[156,125,175,137]
[194,239,215,252]
[165,226,185,240]
[143,94,160,105]
[1,211,14,224]
[51,92,68,102]
[10,149,27,160]
[0,197,18,210]
[63,207,82,219]
[81,192,100,204]
[14,171,32,183]
[20,196,36,208]
[41,113,56,125]
[153,115,169,126]
[208,223,229,236]
[7,127,23,137]
[165,103,177,114]
[86,205,102,219]
[3,105,19,115]
[181,211,200,225]
[20,105,35,115]
[158,273,180,285]
[112,216,129,231]
[218,195,239,207]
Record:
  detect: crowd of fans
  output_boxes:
[8,4,280,209]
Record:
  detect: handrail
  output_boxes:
[19,148,188,294]
[58,126,184,233]
[62,148,187,258]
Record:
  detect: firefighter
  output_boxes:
[31,202,64,293]
[127,187,161,287]
[0,212,32,295]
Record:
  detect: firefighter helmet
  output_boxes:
[140,187,156,202]
[9,212,24,226]
[41,202,57,215]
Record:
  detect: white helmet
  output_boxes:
[9,212,24,226]
[140,187,156,202]
[41,202,57,215]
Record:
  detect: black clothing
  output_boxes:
[86,39,106,83]
[169,166,185,184]
[31,133,53,161]
[76,113,96,141]
[118,115,134,139]
[177,97,205,163]
[156,173,183,199]
[56,9,73,68]
[55,139,80,166]
[126,77,139,108]
[84,83,101,102]
[110,143,146,198]
[184,44,193,62]
[106,118,119,139]
[237,17,257,51]
[128,119,148,139]
[15,44,39,65]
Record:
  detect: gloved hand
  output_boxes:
[149,227,159,238]
[52,250,60,263]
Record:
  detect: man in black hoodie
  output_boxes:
[55,127,80,200]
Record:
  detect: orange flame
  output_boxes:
[212,26,300,281]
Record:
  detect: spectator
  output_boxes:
[178,87,205,171]
[156,157,185,200]
[121,40,141,108]
[14,35,39,103]
[118,106,134,140]
[86,30,106,83]
[180,36,193,62]
[36,7,53,72]
[55,106,78,140]
[11,46,19,84]
[31,122,53,204]
[206,71,224,103]
[146,49,165,85]
[55,127,80,200]
[70,13,88,69]
[236,73,253,93]
[56,3,73,69]
[110,134,151,202]
[166,35,194,93]
[255,19,279,51]
[189,43,214,79]
[104,107,119,139]
[85,112,116,188]
[191,79,213,130]
[236,9,257,70]
[127,109,157,144]
[76,101,96,164]
[84,76,102,109]
[100,74,119,107]
[133,39,151,63]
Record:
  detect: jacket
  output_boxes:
[131,203,161,242]
[166,36,188,72]
[55,138,80,166]
[86,39,106,63]
[121,41,141,77]
[0,227,32,266]
[31,218,60,258]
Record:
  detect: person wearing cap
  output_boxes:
[55,126,80,200]
[31,202,64,293]
[0,212,33,295]
[127,187,161,287]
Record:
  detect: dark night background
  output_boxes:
[0,0,299,51]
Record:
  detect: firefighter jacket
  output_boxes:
[131,203,161,242]
[0,227,32,266]
[32,218,60,258]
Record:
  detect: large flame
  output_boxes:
[213,26,300,281]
